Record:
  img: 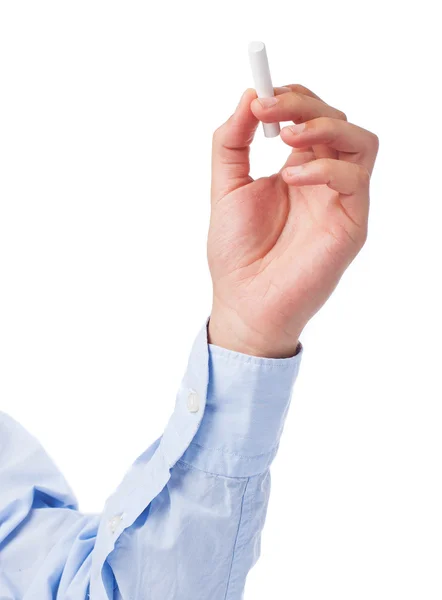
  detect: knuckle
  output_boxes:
[212,123,226,145]
[336,109,348,121]
[319,117,337,137]
[316,116,331,127]
[370,132,380,151]
[289,83,318,98]
[289,84,306,94]
[285,89,302,103]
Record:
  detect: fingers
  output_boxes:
[280,117,379,173]
[210,85,323,202]
[282,150,316,170]
[283,157,370,193]
[211,88,259,202]
[282,158,370,234]
[274,86,296,96]
[278,83,324,101]
[251,89,347,125]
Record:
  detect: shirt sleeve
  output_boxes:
[0,319,302,600]
[96,321,303,599]
[0,410,100,599]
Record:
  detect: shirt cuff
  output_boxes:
[178,323,303,478]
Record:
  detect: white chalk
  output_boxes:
[248,41,280,138]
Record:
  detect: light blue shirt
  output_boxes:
[0,321,302,599]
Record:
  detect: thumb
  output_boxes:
[211,88,258,202]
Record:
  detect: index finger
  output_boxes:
[251,91,347,124]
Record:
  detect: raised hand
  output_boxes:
[208,85,379,357]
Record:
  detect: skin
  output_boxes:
[208,84,379,358]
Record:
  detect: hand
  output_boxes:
[208,84,379,358]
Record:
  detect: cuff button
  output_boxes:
[186,389,200,413]
[108,513,124,534]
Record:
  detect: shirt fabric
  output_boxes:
[0,321,302,599]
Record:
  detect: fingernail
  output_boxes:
[289,123,306,134]
[258,96,278,108]
[279,86,292,93]
[285,165,305,177]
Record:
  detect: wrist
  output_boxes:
[208,302,301,359]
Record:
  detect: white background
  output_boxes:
[1,1,441,598]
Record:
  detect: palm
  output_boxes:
[208,167,354,335]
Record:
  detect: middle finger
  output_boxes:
[280,117,379,173]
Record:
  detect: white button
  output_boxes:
[108,513,123,534]
[187,389,200,413]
